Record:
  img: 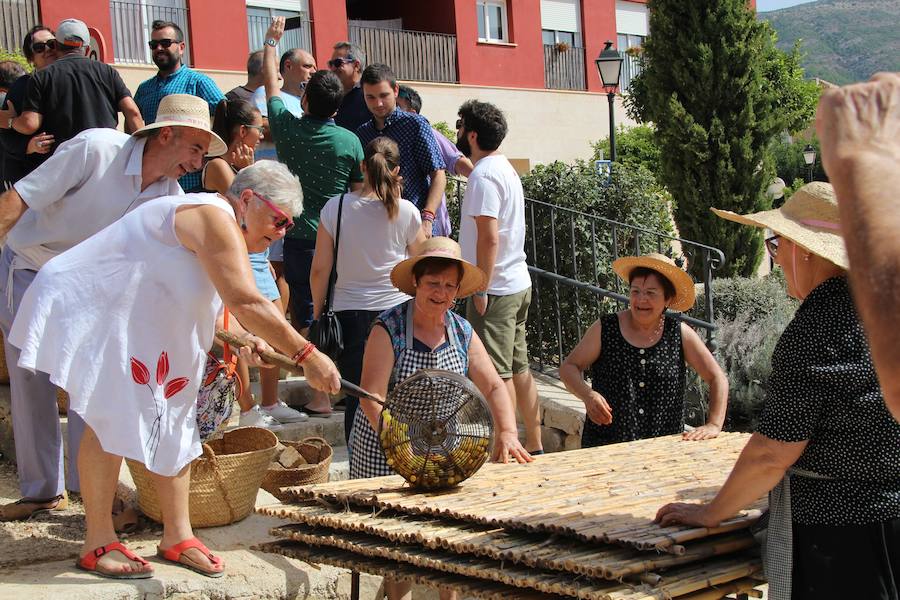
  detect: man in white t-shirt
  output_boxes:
[0,94,224,522]
[456,100,542,455]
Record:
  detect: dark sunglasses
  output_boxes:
[253,191,294,231]
[32,39,58,54]
[327,57,354,69]
[765,235,780,259]
[148,38,179,50]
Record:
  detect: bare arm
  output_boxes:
[0,188,28,239]
[467,331,532,464]
[473,215,499,285]
[816,72,900,422]
[423,169,446,216]
[358,324,394,431]
[119,97,144,134]
[656,433,807,527]
[174,203,339,393]
[681,323,728,440]
[454,156,474,178]
[559,319,612,426]
[310,222,334,321]
[263,18,284,101]
[12,111,40,135]
[202,158,235,196]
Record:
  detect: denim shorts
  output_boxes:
[249,249,279,301]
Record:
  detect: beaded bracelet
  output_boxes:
[292,342,316,365]
[421,209,435,222]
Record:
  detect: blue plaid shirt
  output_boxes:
[356,109,445,210]
[134,65,224,191]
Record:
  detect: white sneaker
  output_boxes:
[261,400,309,424]
[239,405,284,431]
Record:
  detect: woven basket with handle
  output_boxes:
[126,426,277,528]
[261,436,332,500]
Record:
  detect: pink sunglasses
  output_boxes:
[252,191,294,231]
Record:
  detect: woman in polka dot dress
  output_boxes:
[560,253,728,447]
[656,183,900,600]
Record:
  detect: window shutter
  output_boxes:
[540,0,581,33]
[615,1,649,36]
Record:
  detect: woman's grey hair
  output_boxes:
[229,160,303,217]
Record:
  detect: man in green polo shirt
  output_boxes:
[263,17,364,416]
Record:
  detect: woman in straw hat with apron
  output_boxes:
[352,237,531,599]
[560,253,728,447]
[656,182,900,599]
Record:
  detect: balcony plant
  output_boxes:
[554,41,570,52]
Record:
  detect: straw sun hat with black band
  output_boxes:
[391,237,487,298]
[612,253,696,312]
[711,181,847,270]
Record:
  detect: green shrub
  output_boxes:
[685,272,798,431]
[520,160,677,366]
[591,124,662,179]
[768,135,828,191]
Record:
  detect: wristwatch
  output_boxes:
[264,38,277,47]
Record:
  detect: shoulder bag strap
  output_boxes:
[323,194,345,314]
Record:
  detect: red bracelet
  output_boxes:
[292,342,316,365]
[421,209,435,222]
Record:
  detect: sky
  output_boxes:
[757,0,818,12]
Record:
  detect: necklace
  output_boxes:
[633,314,664,345]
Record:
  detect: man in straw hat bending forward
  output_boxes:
[657,182,900,599]
[816,72,900,423]
[0,94,226,522]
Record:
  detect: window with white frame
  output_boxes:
[477,0,509,43]
[540,0,581,46]
[246,0,311,53]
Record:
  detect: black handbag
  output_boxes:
[308,194,345,360]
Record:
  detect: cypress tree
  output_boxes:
[627,0,809,277]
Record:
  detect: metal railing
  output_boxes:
[349,25,457,83]
[620,52,643,91]
[248,14,311,53]
[449,180,724,375]
[110,0,190,65]
[0,0,39,56]
[543,44,586,91]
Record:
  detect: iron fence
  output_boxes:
[543,44,586,91]
[0,0,39,56]
[448,180,724,375]
[349,25,457,83]
[109,0,190,65]
[247,14,310,54]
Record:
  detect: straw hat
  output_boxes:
[711,181,847,269]
[391,237,487,298]
[612,253,696,312]
[133,94,227,157]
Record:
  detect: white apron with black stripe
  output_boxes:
[349,302,468,479]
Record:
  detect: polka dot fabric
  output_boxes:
[582,313,686,447]
[757,276,900,526]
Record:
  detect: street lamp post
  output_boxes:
[803,143,816,183]
[595,41,624,163]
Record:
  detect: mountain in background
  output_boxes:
[759,0,900,85]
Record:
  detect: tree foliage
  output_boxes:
[0,50,30,73]
[591,124,662,180]
[625,0,819,277]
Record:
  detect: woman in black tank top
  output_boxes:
[559,253,728,447]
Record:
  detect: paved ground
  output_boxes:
[0,372,587,599]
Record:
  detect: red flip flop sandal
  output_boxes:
[157,537,224,578]
[76,541,153,579]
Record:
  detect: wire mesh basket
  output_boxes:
[379,369,493,490]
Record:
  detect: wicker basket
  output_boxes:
[126,426,277,528]
[261,437,332,500]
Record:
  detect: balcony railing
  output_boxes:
[543,44,586,91]
[620,52,643,91]
[349,25,457,84]
[0,0,40,59]
[110,0,191,65]
[248,14,311,53]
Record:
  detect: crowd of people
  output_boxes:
[0,13,896,599]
